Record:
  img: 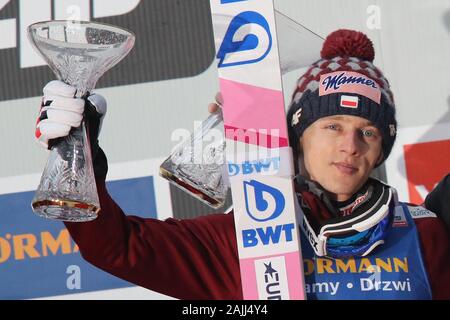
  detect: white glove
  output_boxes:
[35,80,107,149]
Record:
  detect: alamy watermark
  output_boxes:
[66,264,81,290]
[168,119,282,168]
[366,5,381,30]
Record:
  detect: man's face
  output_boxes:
[299,115,383,201]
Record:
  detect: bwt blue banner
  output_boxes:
[0,176,157,299]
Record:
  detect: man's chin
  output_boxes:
[309,171,367,197]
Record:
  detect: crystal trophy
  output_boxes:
[28,20,135,221]
[159,11,323,208]
[160,109,228,208]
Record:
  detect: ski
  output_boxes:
[210,0,306,300]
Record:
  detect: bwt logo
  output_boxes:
[216,1,272,68]
[228,157,280,177]
[244,180,284,222]
[242,224,295,248]
[242,180,294,248]
[0,0,141,69]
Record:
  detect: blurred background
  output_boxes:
[0,0,449,299]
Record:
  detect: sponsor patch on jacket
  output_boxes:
[319,71,381,104]
[393,206,408,227]
[407,206,437,219]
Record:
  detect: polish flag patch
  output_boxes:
[340,95,359,108]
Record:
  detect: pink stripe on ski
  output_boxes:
[220,78,288,147]
[284,251,306,300]
[239,259,259,300]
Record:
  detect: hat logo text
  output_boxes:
[322,72,378,91]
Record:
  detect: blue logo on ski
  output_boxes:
[243,180,285,222]
[217,11,272,68]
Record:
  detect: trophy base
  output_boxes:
[32,199,99,222]
[159,166,225,209]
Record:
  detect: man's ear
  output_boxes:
[296,138,311,179]
[292,140,301,176]
[298,137,304,155]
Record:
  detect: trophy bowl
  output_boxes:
[28,20,135,221]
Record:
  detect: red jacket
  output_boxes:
[65,180,450,300]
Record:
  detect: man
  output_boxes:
[35,29,450,299]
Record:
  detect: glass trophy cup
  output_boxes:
[160,109,228,209]
[160,11,323,209]
[28,20,135,222]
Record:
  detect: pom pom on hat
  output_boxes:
[321,29,375,62]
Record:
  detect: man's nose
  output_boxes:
[339,130,363,155]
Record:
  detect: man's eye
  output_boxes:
[362,129,375,137]
[327,124,339,130]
